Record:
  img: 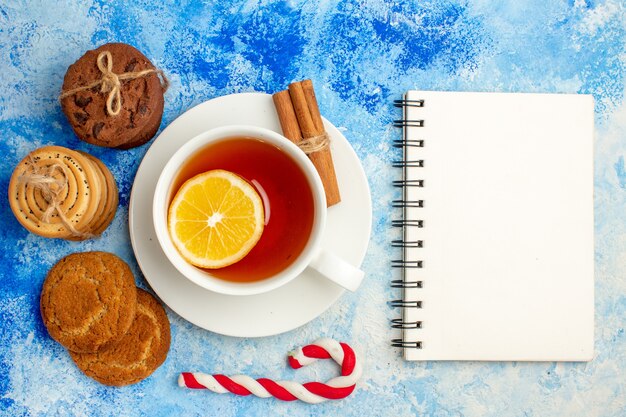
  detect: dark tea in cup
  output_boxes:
[170,137,315,282]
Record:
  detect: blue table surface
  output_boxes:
[1,1,625,416]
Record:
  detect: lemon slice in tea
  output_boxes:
[168,169,264,269]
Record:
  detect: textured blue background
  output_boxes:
[1,1,625,416]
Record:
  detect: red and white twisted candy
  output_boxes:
[179,338,362,403]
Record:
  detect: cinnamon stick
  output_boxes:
[272,90,302,144]
[288,80,341,206]
[301,79,324,132]
[288,82,317,138]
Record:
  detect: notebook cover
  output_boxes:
[399,91,594,361]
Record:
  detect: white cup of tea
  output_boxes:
[153,125,364,296]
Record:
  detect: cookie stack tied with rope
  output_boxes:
[8,146,118,240]
[40,252,171,386]
[60,42,168,149]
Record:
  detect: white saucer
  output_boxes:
[129,93,372,337]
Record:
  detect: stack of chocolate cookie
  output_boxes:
[8,146,118,240]
[40,252,171,386]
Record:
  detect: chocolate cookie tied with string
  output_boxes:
[8,146,117,240]
[60,43,168,149]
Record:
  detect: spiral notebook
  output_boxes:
[392,91,594,361]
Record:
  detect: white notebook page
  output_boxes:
[401,91,594,361]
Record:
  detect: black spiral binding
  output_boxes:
[390,300,422,308]
[391,239,423,248]
[391,159,424,168]
[392,179,424,188]
[393,99,425,108]
[392,199,424,208]
[392,120,424,128]
[391,96,425,351]
[391,318,422,329]
[391,279,422,288]
[393,139,424,148]
[391,340,423,349]
[391,219,423,228]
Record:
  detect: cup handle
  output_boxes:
[308,249,364,292]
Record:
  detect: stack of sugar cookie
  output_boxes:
[8,146,118,240]
[40,251,171,386]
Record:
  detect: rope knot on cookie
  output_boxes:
[60,49,169,117]
[18,156,92,239]
[96,51,123,116]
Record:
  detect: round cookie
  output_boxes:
[78,152,118,236]
[40,252,137,353]
[70,289,171,386]
[9,146,97,239]
[60,42,166,149]
[75,154,107,238]
[63,150,102,241]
